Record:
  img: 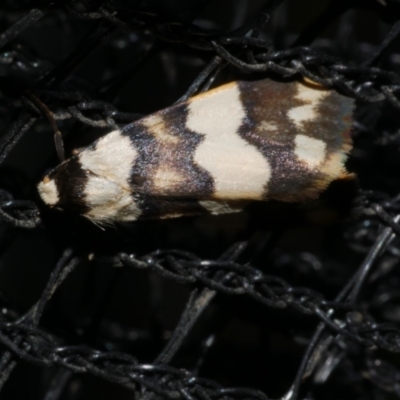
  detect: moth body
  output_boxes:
[38,79,354,224]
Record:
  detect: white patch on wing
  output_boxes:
[83,176,121,206]
[288,83,328,128]
[79,129,141,222]
[79,129,137,186]
[199,200,242,215]
[188,83,271,200]
[294,134,326,169]
[258,121,278,132]
[84,176,141,222]
[37,178,59,206]
[159,212,186,219]
[287,104,316,128]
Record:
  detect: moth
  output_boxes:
[37,79,354,224]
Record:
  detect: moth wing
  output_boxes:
[132,79,353,205]
[38,79,354,223]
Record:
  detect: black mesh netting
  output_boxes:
[1,0,400,399]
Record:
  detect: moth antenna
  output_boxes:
[54,130,66,163]
[25,90,66,162]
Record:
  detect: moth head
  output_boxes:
[38,156,140,224]
[37,176,60,208]
[37,157,90,216]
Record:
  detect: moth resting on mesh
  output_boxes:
[37,79,354,224]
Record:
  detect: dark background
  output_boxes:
[0,1,400,399]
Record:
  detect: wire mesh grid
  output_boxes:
[1,0,400,399]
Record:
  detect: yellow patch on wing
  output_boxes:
[141,114,179,145]
[153,167,185,191]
